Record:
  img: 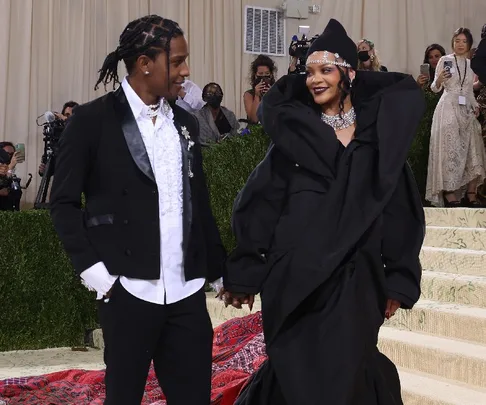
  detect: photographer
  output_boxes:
[243,55,277,124]
[0,142,21,211]
[288,34,319,75]
[39,101,78,176]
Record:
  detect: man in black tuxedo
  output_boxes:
[50,15,226,405]
[472,24,486,84]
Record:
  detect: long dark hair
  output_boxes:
[336,67,353,119]
[423,44,446,77]
[249,54,277,88]
[94,15,183,90]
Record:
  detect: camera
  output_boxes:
[41,115,66,162]
[289,34,319,75]
[34,113,66,209]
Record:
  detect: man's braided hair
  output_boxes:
[94,15,183,91]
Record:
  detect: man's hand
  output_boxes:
[54,112,67,121]
[222,290,255,311]
[385,299,401,319]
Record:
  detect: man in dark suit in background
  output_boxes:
[50,15,226,405]
[472,24,486,84]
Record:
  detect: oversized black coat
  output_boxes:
[224,71,426,405]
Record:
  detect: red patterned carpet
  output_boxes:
[0,312,265,405]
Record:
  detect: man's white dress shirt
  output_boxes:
[80,77,205,305]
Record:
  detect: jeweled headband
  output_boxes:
[306,50,352,68]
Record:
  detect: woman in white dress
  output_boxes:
[426,28,486,207]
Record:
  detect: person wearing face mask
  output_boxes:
[244,55,277,123]
[357,39,387,72]
[194,82,239,145]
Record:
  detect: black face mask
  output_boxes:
[205,95,223,108]
[358,50,371,62]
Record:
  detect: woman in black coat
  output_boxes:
[223,19,426,405]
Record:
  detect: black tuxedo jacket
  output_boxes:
[472,37,486,84]
[50,87,226,282]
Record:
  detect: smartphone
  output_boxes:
[15,143,25,163]
[260,77,272,85]
[443,60,453,74]
[420,63,430,79]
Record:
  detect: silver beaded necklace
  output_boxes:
[146,99,172,119]
[146,101,161,118]
[321,107,356,131]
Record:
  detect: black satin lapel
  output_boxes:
[173,117,193,256]
[114,87,155,183]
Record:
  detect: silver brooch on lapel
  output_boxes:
[181,126,194,178]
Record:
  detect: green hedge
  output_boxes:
[0,211,98,351]
[203,126,270,251]
[0,94,438,351]
[408,90,441,204]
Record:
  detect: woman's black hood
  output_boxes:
[258,70,425,180]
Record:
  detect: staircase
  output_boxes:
[379,208,486,404]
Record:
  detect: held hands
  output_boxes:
[385,299,401,320]
[218,288,255,311]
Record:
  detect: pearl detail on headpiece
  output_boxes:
[306,51,352,68]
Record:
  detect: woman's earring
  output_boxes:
[144,71,150,75]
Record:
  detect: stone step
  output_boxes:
[378,328,486,388]
[420,246,486,276]
[0,347,104,380]
[424,226,486,251]
[421,271,486,308]
[386,300,486,345]
[400,369,486,405]
[425,207,486,228]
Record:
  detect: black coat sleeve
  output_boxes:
[472,38,486,84]
[49,107,100,274]
[191,119,227,282]
[224,145,288,294]
[381,164,425,309]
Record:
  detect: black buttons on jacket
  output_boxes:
[152,189,157,194]
[123,219,129,225]
[125,249,132,256]
[122,189,128,195]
